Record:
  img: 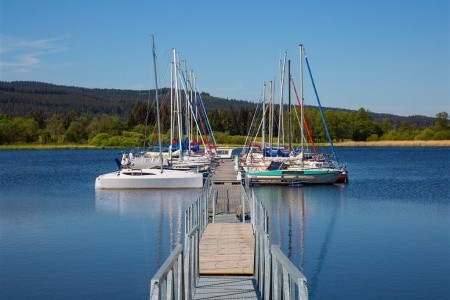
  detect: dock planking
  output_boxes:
[199,223,254,275]
[193,158,259,298]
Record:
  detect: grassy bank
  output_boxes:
[1,140,450,150]
[334,140,450,147]
[0,144,102,150]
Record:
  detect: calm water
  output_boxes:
[1,148,449,299]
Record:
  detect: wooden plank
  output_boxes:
[212,184,244,214]
[199,223,255,275]
[211,159,240,183]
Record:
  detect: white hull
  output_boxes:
[95,168,203,189]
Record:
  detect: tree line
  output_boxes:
[0,98,448,146]
[1,81,448,146]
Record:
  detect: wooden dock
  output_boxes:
[194,159,260,299]
[199,223,254,275]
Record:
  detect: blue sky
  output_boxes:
[1,0,448,117]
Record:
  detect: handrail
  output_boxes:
[150,177,211,300]
[249,188,308,300]
[271,245,308,299]
[149,244,183,300]
[150,173,308,300]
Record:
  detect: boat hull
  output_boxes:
[247,168,341,185]
[95,169,204,189]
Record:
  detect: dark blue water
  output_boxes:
[1,148,449,299]
[254,147,450,300]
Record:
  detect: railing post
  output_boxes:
[283,267,290,299]
[272,257,280,299]
[212,189,217,223]
[177,255,182,300]
[298,278,309,300]
[149,280,159,300]
[183,241,190,298]
[167,269,173,299]
[263,234,271,299]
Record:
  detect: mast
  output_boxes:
[183,60,191,156]
[304,47,339,162]
[278,52,287,148]
[262,82,266,159]
[151,35,163,172]
[300,44,304,159]
[288,59,292,151]
[268,79,274,151]
[169,61,174,159]
[173,49,183,158]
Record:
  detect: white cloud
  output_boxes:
[0,35,68,73]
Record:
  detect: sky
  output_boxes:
[1,0,448,117]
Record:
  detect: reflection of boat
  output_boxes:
[95,36,203,189]
[95,188,200,261]
[95,188,198,215]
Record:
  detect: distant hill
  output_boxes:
[0,81,436,128]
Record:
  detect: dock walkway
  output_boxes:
[194,159,259,299]
[150,158,308,300]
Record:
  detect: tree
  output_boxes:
[65,121,87,143]
[87,115,124,137]
[434,112,449,131]
[44,114,66,143]
[127,100,155,128]
[352,108,381,141]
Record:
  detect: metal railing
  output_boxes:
[248,189,309,300]
[149,176,212,300]
[149,243,183,300]
[150,175,308,300]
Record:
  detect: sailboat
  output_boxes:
[241,44,347,185]
[118,49,215,174]
[95,36,204,189]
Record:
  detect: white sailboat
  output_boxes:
[95,36,203,189]
[119,49,215,173]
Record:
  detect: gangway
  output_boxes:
[149,159,308,299]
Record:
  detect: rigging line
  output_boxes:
[192,73,216,147]
[193,94,211,147]
[242,85,264,157]
[303,48,339,162]
[194,84,216,147]
[292,80,318,155]
[293,101,311,153]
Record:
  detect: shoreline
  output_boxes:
[333,140,450,147]
[1,140,450,150]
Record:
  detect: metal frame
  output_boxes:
[150,174,308,300]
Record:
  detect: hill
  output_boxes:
[0,81,436,128]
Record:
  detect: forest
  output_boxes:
[1,81,449,147]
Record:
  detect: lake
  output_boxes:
[1,147,449,299]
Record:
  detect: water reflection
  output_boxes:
[95,189,200,255]
[254,185,346,299]
[255,186,307,268]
